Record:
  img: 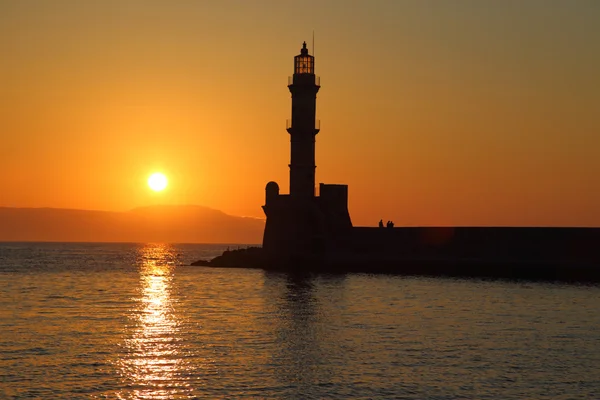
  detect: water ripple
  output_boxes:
[0,242,599,398]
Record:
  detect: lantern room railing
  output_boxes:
[288,75,320,86]
[286,119,320,131]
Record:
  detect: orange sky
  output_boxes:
[1,1,599,227]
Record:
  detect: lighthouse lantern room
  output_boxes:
[294,42,314,74]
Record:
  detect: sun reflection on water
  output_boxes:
[117,243,193,399]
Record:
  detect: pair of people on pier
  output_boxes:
[378,219,394,229]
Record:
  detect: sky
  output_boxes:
[1,0,599,227]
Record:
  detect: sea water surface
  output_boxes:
[1,242,599,399]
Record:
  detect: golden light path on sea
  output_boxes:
[117,244,194,399]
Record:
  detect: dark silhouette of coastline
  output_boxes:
[192,42,600,283]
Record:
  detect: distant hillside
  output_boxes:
[0,205,264,244]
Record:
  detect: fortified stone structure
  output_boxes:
[262,42,352,259]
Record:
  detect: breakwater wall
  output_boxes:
[338,227,600,263]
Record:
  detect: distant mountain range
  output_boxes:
[0,205,264,244]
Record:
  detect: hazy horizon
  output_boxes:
[0,204,265,244]
[2,0,599,230]
[0,203,265,218]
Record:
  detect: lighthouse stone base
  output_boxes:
[262,182,352,261]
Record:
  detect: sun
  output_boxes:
[148,173,168,192]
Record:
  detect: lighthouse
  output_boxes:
[287,41,320,198]
[262,42,352,259]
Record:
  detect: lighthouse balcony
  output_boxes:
[286,119,320,133]
[288,75,320,87]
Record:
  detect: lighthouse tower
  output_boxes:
[287,41,320,198]
[262,42,352,261]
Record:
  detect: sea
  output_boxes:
[1,242,599,399]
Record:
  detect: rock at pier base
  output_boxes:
[190,259,211,266]
[191,247,266,269]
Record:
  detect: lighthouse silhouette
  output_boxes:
[262,42,352,260]
[287,41,320,198]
